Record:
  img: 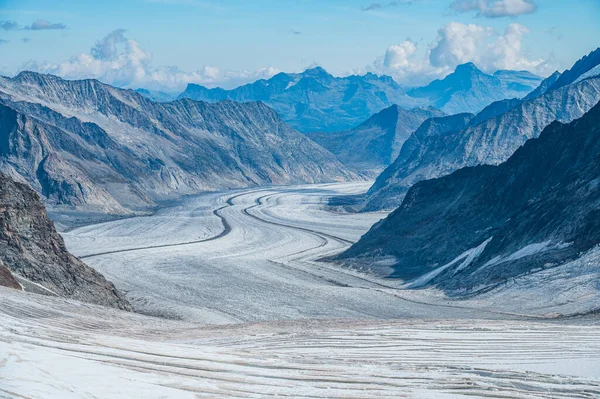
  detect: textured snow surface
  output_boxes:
[2,182,600,397]
[1,287,600,399]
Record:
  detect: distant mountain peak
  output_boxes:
[454,62,481,73]
[302,66,332,77]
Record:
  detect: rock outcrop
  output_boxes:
[0,172,131,309]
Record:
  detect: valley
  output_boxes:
[2,182,600,398]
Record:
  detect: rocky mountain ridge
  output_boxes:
[338,101,600,295]
[0,71,356,215]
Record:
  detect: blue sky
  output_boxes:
[0,0,599,91]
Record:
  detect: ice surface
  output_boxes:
[2,182,599,397]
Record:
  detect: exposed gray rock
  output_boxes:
[0,72,357,214]
[306,105,444,177]
[0,172,131,309]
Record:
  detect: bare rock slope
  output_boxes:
[0,172,131,309]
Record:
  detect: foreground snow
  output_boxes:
[1,288,599,399]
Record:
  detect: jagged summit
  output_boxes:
[550,47,600,90]
[363,52,600,212]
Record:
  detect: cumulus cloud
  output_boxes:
[20,29,279,91]
[429,22,494,68]
[450,0,537,18]
[384,41,417,69]
[368,21,551,85]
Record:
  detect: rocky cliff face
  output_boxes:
[364,74,600,211]
[0,173,131,309]
[338,102,600,294]
[306,105,444,177]
[0,72,356,215]
[178,67,425,133]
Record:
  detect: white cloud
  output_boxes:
[368,21,552,85]
[384,41,417,69]
[450,0,537,18]
[20,30,279,92]
[429,22,494,68]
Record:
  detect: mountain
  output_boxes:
[336,102,600,296]
[406,63,542,114]
[364,71,600,211]
[524,71,561,101]
[0,71,356,215]
[306,105,444,177]
[0,172,131,309]
[178,67,426,132]
[135,88,178,102]
[548,47,600,91]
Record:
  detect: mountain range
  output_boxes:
[363,48,600,211]
[336,101,600,295]
[0,72,356,216]
[306,105,445,177]
[177,65,541,133]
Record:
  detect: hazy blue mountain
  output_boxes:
[337,102,600,295]
[363,51,600,211]
[524,71,561,101]
[178,67,427,132]
[135,88,178,102]
[406,63,542,114]
[306,105,444,177]
[0,72,356,215]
